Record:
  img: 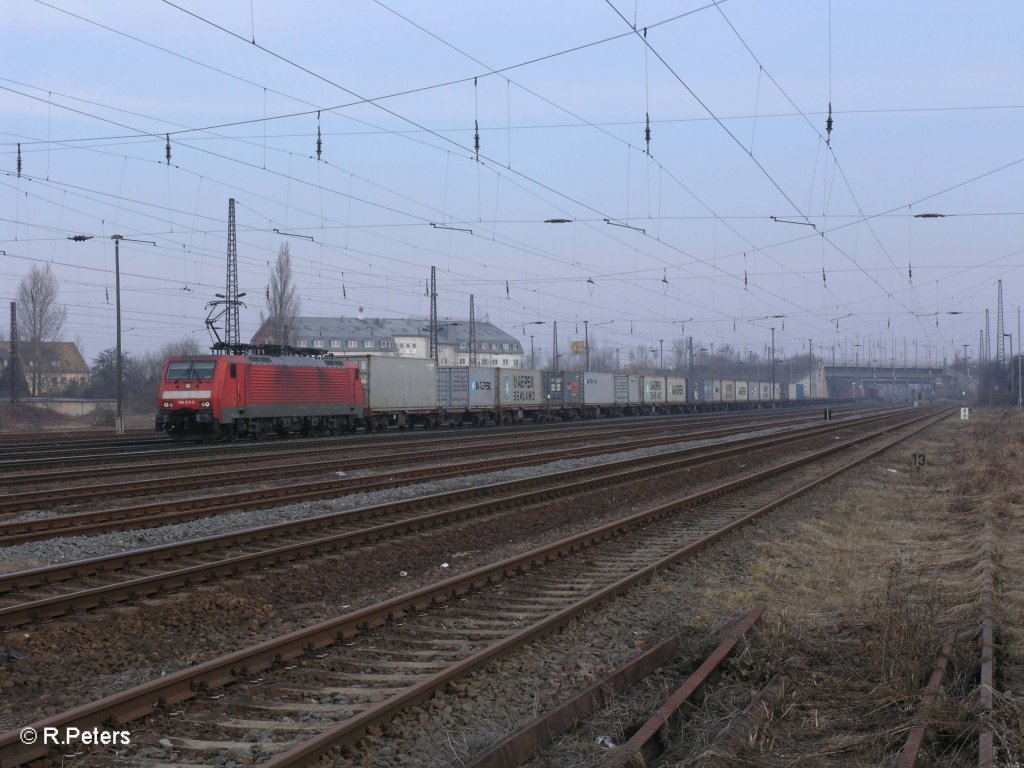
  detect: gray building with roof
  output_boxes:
[251,316,525,368]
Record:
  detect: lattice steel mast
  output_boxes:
[8,303,21,405]
[469,294,477,366]
[997,279,1005,371]
[429,266,438,364]
[225,198,240,348]
[985,308,991,366]
[551,321,559,371]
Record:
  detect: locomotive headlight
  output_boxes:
[201,400,211,407]
[162,401,172,408]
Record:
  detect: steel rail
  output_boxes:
[0,410,735,465]
[0,411,826,507]
[601,606,766,768]
[0,407,862,489]
[470,606,765,768]
[0,419,707,488]
[0,404,887,471]
[898,627,959,768]
[260,408,953,768]
[978,524,996,768]
[689,671,792,763]
[0,413,900,625]
[0,408,951,766]
[0,408,911,544]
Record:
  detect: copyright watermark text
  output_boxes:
[19,726,131,747]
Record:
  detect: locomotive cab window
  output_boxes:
[192,361,216,380]
[166,362,192,380]
[167,360,216,380]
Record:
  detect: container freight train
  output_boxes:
[156,352,828,440]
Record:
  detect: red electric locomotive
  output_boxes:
[156,354,365,440]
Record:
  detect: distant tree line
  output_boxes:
[72,338,203,411]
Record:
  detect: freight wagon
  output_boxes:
[158,346,844,440]
[343,355,438,430]
[437,365,497,424]
[499,368,544,415]
[666,377,688,408]
[435,367,546,425]
[582,372,616,417]
[615,374,641,411]
[642,376,667,410]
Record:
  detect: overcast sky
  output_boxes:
[4,1,1024,368]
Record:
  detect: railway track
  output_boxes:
[0,409,912,626]
[0,408,903,544]
[3,406,890,488]
[0,406,951,767]
[0,407,856,498]
[0,404,882,472]
[0,429,152,448]
[0,413,703,468]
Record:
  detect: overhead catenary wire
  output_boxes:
[7,0,1019,360]
[605,0,814,228]
[6,103,999,354]
[708,1,940,339]
[366,0,864,328]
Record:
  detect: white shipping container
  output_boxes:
[712,379,723,402]
[626,375,641,404]
[582,372,616,405]
[438,366,496,409]
[614,374,641,405]
[747,381,760,401]
[499,369,543,406]
[722,380,736,402]
[642,376,666,404]
[759,382,772,401]
[735,381,748,401]
[346,355,438,411]
[613,375,630,405]
[467,367,498,408]
[437,367,463,409]
[666,376,688,403]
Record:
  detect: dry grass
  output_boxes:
[487,412,1024,767]
[656,416,1021,767]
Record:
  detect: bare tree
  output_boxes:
[587,343,618,372]
[671,338,689,372]
[160,336,203,357]
[17,264,67,395]
[265,243,301,346]
[138,336,205,411]
[627,345,654,371]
